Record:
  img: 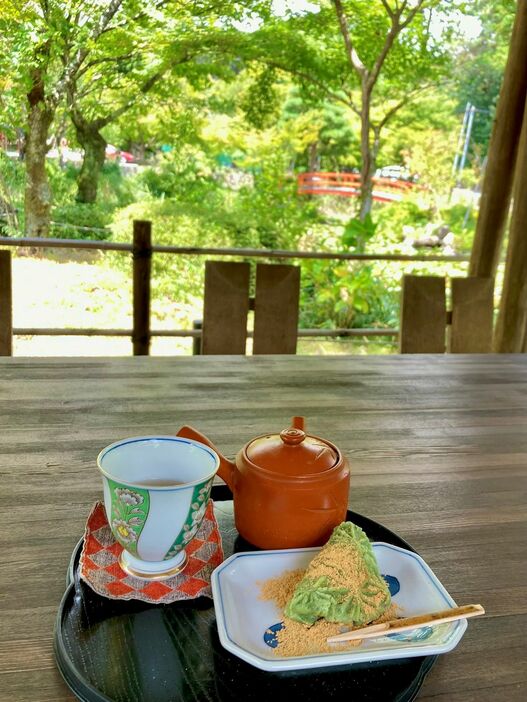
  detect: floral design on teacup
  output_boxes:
[182,523,199,545]
[191,500,207,526]
[107,480,150,554]
[115,488,144,507]
[164,480,212,559]
[112,518,138,545]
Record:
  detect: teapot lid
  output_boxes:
[245,417,338,476]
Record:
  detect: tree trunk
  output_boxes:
[469,1,527,278]
[307,141,319,172]
[494,96,527,352]
[73,117,107,203]
[359,91,375,221]
[24,97,54,236]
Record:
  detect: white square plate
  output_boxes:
[211,543,468,672]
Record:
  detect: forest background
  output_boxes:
[0,0,516,355]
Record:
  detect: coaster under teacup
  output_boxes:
[80,501,224,604]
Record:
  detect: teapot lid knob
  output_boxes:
[280,416,306,445]
[280,428,306,445]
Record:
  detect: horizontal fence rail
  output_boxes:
[12,327,399,338]
[0,221,469,355]
[0,236,470,262]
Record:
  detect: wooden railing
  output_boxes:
[297,172,420,202]
[0,220,470,355]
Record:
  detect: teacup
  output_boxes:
[97,436,220,579]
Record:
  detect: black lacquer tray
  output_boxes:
[54,485,436,702]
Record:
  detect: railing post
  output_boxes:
[132,220,152,356]
[192,319,202,355]
[0,251,13,356]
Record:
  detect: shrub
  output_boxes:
[50,203,112,240]
[374,200,433,246]
[439,203,476,252]
[300,257,399,330]
[136,148,216,202]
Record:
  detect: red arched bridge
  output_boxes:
[297,172,420,202]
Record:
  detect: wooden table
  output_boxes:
[1,355,526,701]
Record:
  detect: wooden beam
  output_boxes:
[253,264,300,354]
[201,261,250,354]
[469,2,527,278]
[450,277,494,353]
[399,275,446,353]
[0,237,470,262]
[132,220,152,356]
[10,326,398,338]
[494,95,527,352]
[0,251,13,356]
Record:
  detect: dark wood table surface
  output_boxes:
[1,355,526,702]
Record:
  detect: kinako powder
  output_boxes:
[258,524,399,657]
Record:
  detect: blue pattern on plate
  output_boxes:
[382,574,400,596]
[264,622,284,648]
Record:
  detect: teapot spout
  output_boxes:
[176,425,235,491]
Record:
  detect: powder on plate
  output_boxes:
[258,569,305,610]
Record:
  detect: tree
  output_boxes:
[246,0,454,220]
[0,1,140,235]
[0,1,271,234]
[281,88,359,172]
[68,63,170,204]
[65,7,248,203]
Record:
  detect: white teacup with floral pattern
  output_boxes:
[97,436,220,579]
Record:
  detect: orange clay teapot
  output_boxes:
[177,417,350,549]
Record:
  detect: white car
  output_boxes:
[375,165,412,181]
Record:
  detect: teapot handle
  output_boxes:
[176,425,236,492]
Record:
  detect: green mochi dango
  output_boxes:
[284,522,391,627]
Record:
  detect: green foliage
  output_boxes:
[50,203,112,240]
[300,258,398,330]
[240,66,281,130]
[375,201,433,243]
[0,153,24,210]
[282,89,358,170]
[454,59,501,159]
[233,157,319,250]
[450,1,515,162]
[45,161,138,236]
[342,214,377,252]
[97,163,139,209]
[439,203,477,252]
[300,208,399,331]
[137,147,216,200]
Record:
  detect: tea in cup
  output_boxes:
[97,436,220,579]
